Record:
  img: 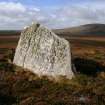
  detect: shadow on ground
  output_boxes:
[0,94,16,105]
[73,57,105,76]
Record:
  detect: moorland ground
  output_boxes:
[0,31,105,105]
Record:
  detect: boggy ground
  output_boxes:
[0,52,105,105]
[0,44,105,105]
[0,35,105,105]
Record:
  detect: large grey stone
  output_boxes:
[13,23,74,79]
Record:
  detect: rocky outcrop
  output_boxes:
[13,23,74,79]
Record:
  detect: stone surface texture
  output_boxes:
[13,23,74,79]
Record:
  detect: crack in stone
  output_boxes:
[23,24,40,67]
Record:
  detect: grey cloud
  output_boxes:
[0,1,105,29]
[48,3,105,28]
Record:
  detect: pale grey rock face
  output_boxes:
[13,23,74,79]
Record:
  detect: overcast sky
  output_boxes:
[0,0,105,30]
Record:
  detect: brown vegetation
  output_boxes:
[0,28,105,104]
[0,52,105,105]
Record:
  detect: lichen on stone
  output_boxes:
[13,22,74,79]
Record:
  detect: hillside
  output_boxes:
[0,24,105,104]
[0,30,20,36]
[1,24,105,37]
[54,24,105,37]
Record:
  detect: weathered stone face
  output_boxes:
[13,23,74,79]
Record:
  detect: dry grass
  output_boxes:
[0,51,105,105]
[0,34,105,104]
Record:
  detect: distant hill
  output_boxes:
[0,24,105,37]
[53,24,105,37]
[0,30,21,36]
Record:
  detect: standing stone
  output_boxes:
[13,23,74,79]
